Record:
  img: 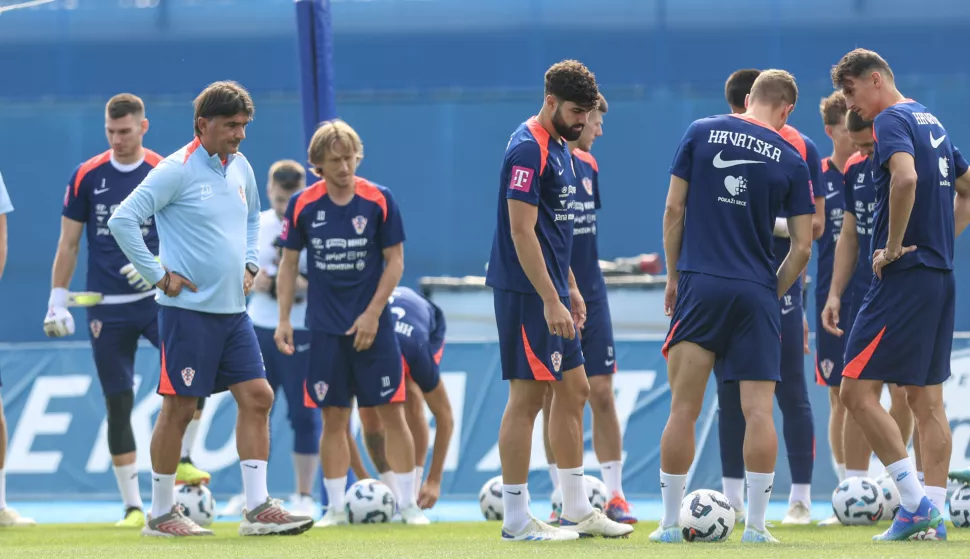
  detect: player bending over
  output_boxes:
[652,70,815,544]
[274,119,429,527]
[0,171,34,528]
[220,160,322,518]
[714,69,822,526]
[44,94,210,529]
[485,59,632,542]
[109,81,312,537]
[825,48,970,541]
[357,286,455,510]
[541,93,636,525]
[817,109,915,526]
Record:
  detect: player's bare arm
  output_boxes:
[347,242,403,352]
[51,217,84,290]
[873,152,918,278]
[662,175,688,317]
[567,267,586,330]
[507,198,575,339]
[812,195,826,240]
[778,214,813,299]
[822,213,860,336]
[954,168,970,237]
[416,384,454,509]
[273,247,300,355]
[0,212,7,280]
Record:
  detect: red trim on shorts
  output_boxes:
[158,342,176,395]
[661,320,681,361]
[390,357,408,402]
[842,326,887,379]
[520,325,556,381]
[402,355,412,380]
[433,345,444,365]
[303,380,315,408]
[815,361,825,386]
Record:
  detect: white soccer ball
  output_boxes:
[479,475,504,521]
[176,484,215,527]
[344,479,396,524]
[832,476,884,525]
[679,489,735,542]
[875,473,900,521]
[550,475,610,518]
[949,484,970,528]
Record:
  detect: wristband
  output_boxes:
[49,287,69,309]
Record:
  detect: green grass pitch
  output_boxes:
[1,521,968,559]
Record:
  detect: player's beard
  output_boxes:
[553,106,584,142]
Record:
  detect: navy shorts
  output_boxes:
[306,312,405,409]
[158,306,265,398]
[663,272,781,383]
[400,338,443,393]
[844,266,954,387]
[254,325,316,417]
[814,291,852,387]
[87,297,159,396]
[581,297,616,377]
[493,288,584,381]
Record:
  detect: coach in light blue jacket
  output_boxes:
[108,81,312,537]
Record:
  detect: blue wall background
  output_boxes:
[2,0,970,341]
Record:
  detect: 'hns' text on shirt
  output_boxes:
[914,112,941,126]
[708,130,783,162]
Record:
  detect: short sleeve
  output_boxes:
[803,136,824,199]
[504,140,543,206]
[669,121,697,181]
[842,166,855,210]
[378,188,406,249]
[873,110,914,169]
[953,145,969,178]
[62,166,88,222]
[0,170,12,215]
[784,160,817,217]
[279,193,307,251]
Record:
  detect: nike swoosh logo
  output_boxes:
[93,188,110,195]
[296,344,310,352]
[380,388,394,398]
[557,168,564,175]
[506,490,521,495]
[854,184,867,190]
[311,221,326,228]
[604,359,615,366]
[244,464,258,469]
[781,307,796,315]
[712,150,766,168]
[930,132,946,149]
[825,191,839,199]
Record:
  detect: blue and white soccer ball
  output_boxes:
[679,489,735,543]
[176,484,215,527]
[345,479,396,524]
[875,473,900,521]
[832,476,884,525]
[949,484,970,528]
[479,475,504,521]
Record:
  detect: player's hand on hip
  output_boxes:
[243,269,256,296]
[664,277,678,317]
[568,287,587,331]
[274,321,295,355]
[346,310,380,351]
[802,312,810,355]
[821,295,843,337]
[417,479,440,509]
[42,306,75,337]
[120,262,153,292]
[872,245,916,279]
[156,270,198,297]
[543,298,576,340]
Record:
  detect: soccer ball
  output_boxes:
[832,476,884,525]
[175,484,215,527]
[479,475,504,521]
[550,475,610,518]
[679,489,735,542]
[344,479,396,524]
[874,473,900,521]
[949,484,970,527]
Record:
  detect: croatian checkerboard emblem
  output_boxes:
[821,359,834,379]
[89,319,102,339]
[551,351,562,373]
[582,176,593,196]
[314,381,329,401]
[352,215,367,235]
[238,184,246,203]
[181,367,195,387]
